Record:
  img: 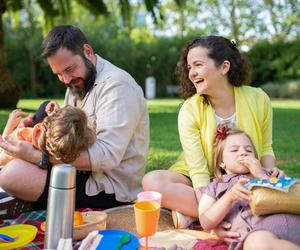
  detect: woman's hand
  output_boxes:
[267,167,285,177]
[226,177,251,202]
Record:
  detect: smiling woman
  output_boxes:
[142,36,283,235]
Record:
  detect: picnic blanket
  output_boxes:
[0,209,91,250]
[0,209,228,250]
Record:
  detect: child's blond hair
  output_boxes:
[213,125,257,180]
[39,105,95,163]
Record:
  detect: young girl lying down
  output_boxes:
[0,104,95,165]
[198,126,300,250]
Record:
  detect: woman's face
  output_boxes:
[221,133,256,175]
[187,46,228,96]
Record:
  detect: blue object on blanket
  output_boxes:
[0,233,16,242]
[97,229,139,250]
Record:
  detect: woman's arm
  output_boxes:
[178,100,211,189]
[261,155,284,177]
[198,178,250,230]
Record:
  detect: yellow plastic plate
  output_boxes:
[0,224,37,250]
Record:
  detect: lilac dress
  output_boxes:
[201,174,300,250]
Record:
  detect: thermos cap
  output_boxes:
[49,164,76,189]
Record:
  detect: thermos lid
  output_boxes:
[49,164,76,189]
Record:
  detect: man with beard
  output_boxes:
[0,25,149,216]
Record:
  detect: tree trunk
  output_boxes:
[0,3,20,108]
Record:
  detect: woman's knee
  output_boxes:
[142,170,167,191]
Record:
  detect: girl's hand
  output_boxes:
[226,177,251,202]
[7,109,26,130]
[239,156,267,179]
[45,101,59,116]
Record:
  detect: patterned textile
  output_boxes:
[0,209,94,249]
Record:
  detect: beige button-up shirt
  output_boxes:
[64,55,149,202]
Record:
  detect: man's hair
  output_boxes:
[39,105,95,163]
[41,25,88,58]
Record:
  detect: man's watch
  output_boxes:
[38,153,52,169]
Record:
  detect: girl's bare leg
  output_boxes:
[244,230,300,250]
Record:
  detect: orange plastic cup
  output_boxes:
[134,201,160,237]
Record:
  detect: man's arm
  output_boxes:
[0,136,41,165]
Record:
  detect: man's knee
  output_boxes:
[0,159,25,192]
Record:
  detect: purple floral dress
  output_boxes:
[201,174,300,250]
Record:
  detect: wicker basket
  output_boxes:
[41,211,107,240]
[73,211,107,240]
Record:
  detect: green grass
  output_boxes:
[1,98,300,177]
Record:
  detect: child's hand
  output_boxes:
[226,177,251,202]
[3,109,27,137]
[239,156,267,179]
[45,101,59,116]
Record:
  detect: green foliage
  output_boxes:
[0,98,299,177]
[247,38,300,86]
[261,80,300,99]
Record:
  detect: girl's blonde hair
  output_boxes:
[213,125,257,180]
[39,105,95,163]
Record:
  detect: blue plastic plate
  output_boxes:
[99,229,139,250]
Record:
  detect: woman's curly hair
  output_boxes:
[39,105,95,163]
[175,36,251,100]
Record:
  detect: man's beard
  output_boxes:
[69,57,97,100]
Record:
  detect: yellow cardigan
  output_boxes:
[170,86,274,189]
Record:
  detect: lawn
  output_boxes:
[1,98,300,177]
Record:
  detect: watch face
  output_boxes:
[39,153,50,169]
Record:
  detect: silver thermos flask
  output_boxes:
[44,164,76,249]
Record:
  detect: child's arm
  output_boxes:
[2,109,26,137]
[198,177,250,230]
[239,156,268,179]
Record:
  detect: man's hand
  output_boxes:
[0,136,41,165]
[213,221,240,244]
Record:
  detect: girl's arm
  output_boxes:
[239,156,268,179]
[2,109,26,137]
[198,178,250,230]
